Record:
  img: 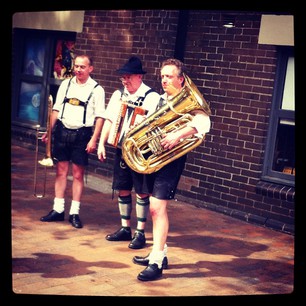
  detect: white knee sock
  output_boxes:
[148,244,167,259]
[53,197,65,213]
[163,244,168,257]
[149,250,164,268]
[149,244,168,268]
[69,200,80,215]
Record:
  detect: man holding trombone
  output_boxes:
[39,54,105,228]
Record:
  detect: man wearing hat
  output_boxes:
[97,56,160,249]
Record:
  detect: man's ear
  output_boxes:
[180,75,185,86]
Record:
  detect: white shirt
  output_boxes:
[104,82,160,122]
[53,76,105,129]
[104,82,160,146]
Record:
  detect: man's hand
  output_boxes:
[41,132,48,143]
[97,144,107,162]
[85,138,96,154]
[160,132,181,150]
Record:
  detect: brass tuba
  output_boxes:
[121,74,211,174]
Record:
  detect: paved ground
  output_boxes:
[6,142,300,302]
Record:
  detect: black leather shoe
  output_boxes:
[137,263,163,281]
[133,254,168,269]
[40,210,65,222]
[69,214,83,228]
[106,227,132,241]
[128,231,146,249]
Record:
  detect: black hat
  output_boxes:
[116,56,147,75]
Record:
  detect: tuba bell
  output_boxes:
[121,74,211,174]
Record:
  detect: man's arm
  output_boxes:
[86,117,104,153]
[97,119,112,161]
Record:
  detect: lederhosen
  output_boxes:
[53,79,98,163]
[112,87,157,194]
[148,95,187,200]
[56,79,98,142]
[116,86,156,162]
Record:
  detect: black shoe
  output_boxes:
[137,263,163,281]
[40,210,65,222]
[105,227,132,241]
[69,214,83,228]
[133,254,168,269]
[128,231,146,249]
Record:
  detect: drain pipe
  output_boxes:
[174,10,189,62]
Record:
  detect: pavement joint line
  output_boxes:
[67,173,113,194]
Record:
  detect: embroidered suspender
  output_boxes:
[60,79,99,125]
[157,96,165,109]
[119,87,156,107]
[60,78,72,120]
[83,83,99,124]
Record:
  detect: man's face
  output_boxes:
[120,74,142,94]
[73,57,93,82]
[160,65,184,98]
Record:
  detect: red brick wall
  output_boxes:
[75,10,294,233]
[76,10,179,98]
[180,12,278,215]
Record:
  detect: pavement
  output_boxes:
[6,140,301,302]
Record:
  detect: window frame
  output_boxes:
[261,46,295,187]
[11,28,76,130]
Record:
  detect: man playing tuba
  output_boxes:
[131,58,211,281]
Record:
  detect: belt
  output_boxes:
[58,120,91,131]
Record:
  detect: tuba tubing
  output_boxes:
[121,74,211,174]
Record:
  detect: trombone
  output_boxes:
[34,95,54,198]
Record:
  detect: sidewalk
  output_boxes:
[9,142,296,300]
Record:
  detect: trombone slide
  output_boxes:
[33,125,48,198]
[33,95,54,198]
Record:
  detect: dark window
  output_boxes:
[262,47,295,187]
[12,29,76,129]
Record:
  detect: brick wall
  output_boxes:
[74,10,294,234]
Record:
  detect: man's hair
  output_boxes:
[161,58,186,77]
[74,54,93,66]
